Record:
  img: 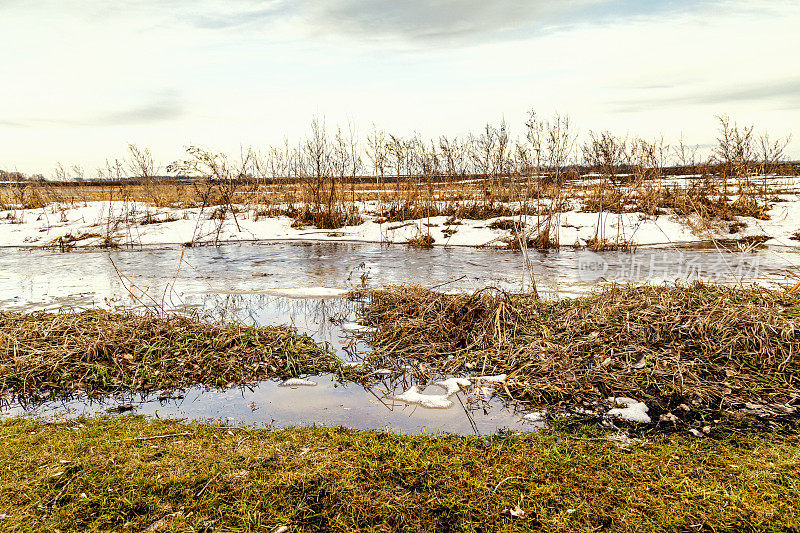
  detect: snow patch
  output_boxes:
[393,386,453,409]
[279,378,317,387]
[606,397,651,423]
[434,377,472,397]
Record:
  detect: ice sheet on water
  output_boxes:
[263,287,348,298]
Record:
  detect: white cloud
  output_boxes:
[0,0,798,174]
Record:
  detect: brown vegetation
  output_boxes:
[0,310,337,398]
[356,284,800,411]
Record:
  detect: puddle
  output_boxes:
[1,241,799,433]
[0,374,541,436]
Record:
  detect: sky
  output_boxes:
[1,0,798,175]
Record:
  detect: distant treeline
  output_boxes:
[3,162,798,187]
[2,112,795,184]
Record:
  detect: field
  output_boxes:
[2,117,800,531]
[1,417,799,532]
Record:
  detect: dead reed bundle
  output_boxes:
[358,284,800,409]
[0,310,337,397]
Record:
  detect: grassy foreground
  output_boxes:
[0,417,799,532]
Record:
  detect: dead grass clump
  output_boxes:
[584,236,633,252]
[357,284,800,410]
[502,228,559,250]
[407,234,435,248]
[580,187,629,214]
[668,187,771,221]
[289,206,362,229]
[0,310,337,398]
[140,212,179,225]
[376,201,516,223]
[488,218,519,231]
[41,232,102,251]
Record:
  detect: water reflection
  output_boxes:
[0,374,542,436]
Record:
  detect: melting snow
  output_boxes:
[606,397,651,423]
[279,378,317,387]
[393,377,472,409]
[341,322,376,333]
[522,411,545,422]
[434,377,472,396]
[393,386,453,409]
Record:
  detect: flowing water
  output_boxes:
[1,241,798,434]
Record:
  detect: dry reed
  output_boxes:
[356,283,800,410]
[0,310,338,398]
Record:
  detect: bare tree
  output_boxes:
[713,115,755,195]
[366,126,388,211]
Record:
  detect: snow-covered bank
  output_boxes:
[1,196,799,249]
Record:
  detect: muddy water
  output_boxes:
[1,241,799,434]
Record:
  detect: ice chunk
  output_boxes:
[280,378,317,387]
[434,377,472,397]
[393,386,453,409]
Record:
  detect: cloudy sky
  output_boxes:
[1,0,798,175]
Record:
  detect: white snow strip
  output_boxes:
[606,397,651,423]
[279,378,317,387]
[263,287,347,299]
[7,192,800,250]
[474,374,507,383]
[340,322,376,333]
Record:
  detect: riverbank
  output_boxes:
[358,283,800,424]
[0,417,798,532]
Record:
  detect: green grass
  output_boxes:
[1,417,798,532]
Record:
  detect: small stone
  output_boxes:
[500,506,526,518]
[660,412,679,423]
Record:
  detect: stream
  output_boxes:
[1,241,798,434]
